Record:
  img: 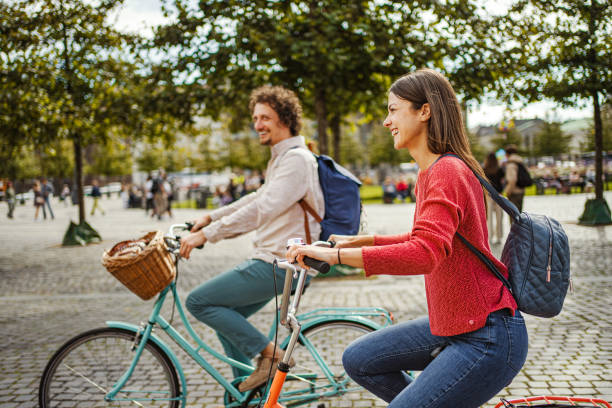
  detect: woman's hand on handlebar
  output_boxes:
[328,234,374,248]
[286,244,338,270]
[190,214,212,232]
[179,230,207,259]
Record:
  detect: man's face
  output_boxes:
[252,103,290,146]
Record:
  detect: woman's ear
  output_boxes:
[420,103,431,121]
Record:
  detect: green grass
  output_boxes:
[358,181,612,205]
[173,182,612,209]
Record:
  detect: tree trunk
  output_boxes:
[593,90,603,200]
[314,88,328,155]
[331,114,341,162]
[73,135,85,223]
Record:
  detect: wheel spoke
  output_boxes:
[40,328,180,407]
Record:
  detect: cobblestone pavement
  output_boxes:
[1,192,611,407]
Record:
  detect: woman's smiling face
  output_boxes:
[383,92,428,150]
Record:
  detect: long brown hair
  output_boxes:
[389,69,486,181]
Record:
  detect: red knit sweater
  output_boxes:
[362,156,516,336]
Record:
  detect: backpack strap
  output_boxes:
[435,153,517,297]
[439,153,521,222]
[455,232,514,295]
[298,199,322,245]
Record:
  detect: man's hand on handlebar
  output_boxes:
[190,214,212,232]
[286,244,338,271]
[179,230,207,259]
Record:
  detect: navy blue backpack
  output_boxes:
[440,154,571,318]
[299,154,362,243]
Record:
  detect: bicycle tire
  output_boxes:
[39,327,181,408]
[281,320,376,406]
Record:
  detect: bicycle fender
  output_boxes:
[300,316,383,332]
[106,320,187,401]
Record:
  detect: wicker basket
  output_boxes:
[102,230,176,300]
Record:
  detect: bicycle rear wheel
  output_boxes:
[39,327,180,407]
[281,320,377,406]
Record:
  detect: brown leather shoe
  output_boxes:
[238,354,296,392]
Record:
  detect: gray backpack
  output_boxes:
[444,154,571,318]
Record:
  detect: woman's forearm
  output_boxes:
[336,247,364,269]
[335,234,375,248]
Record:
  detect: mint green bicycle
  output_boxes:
[39,224,393,407]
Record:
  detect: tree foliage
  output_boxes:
[503,0,612,199]
[532,121,573,158]
[0,0,192,222]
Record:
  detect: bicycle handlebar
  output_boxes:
[302,257,330,274]
[165,223,204,252]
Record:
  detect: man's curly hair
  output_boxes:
[249,86,302,136]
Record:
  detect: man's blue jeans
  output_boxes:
[186,259,303,378]
[342,310,528,408]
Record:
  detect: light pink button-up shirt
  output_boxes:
[203,136,324,263]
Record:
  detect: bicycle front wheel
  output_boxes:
[39,327,181,408]
[282,320,376,405]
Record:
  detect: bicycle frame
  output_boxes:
[103,260,393,407]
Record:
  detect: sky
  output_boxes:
[111,0,592,129]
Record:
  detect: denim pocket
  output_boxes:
[503,314,528,372]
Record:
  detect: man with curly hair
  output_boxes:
[180,85,324,391]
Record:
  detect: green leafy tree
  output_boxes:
[582,103,612,152]
[533,121,573,158]
[154,1,443,158]
[468,131,487,163]
[367,123,413,167]
[0,0,151,223]
[504,0,612,201]
[86,139,133,177]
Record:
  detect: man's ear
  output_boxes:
[420,103,431,121]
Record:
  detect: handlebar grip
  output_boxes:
[181,222,203,249]
[303,256,330,274]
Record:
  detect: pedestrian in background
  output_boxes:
[382,177,396,204]
[90,179,105,216]
[144,175,154,216]
[503,144,525,215]
[41,177,55,220]
[163,174,173,218]
[60,183,70,207]
[483,152,504,245]
[151,170,167,220]
[33,181,44,220]
[120,182,130,209]
[5,181,15,219]
[395,177,408,202]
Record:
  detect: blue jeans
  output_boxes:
[342,310,528,408]
[186,259,304,378]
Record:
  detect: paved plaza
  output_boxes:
[0,192,611,407]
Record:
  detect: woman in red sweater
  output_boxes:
[287,69,528,407]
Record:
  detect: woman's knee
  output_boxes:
[342,340,365,378]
